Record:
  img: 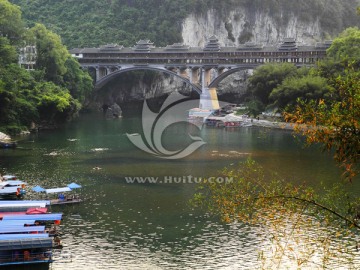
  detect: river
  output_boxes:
[1,112,359,269]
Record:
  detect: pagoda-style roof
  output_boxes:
[133,40,154,52]
[203,36,221,51]
[279,38,297,51]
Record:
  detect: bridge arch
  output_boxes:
[208,67,254,88]
[95,66,202,94]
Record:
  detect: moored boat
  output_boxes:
[33,183,82,205]
[0,203,63,266]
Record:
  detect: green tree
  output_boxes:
[326,27,360,63]
[0,0,24,43]
[247,63,298,107]
[0,37,17,65]
[63,57,93,103]
[35,81,80,123]
[285,27,360,180]
[285,66,360,180]
[269,75,331,109]
[29,23,69,83]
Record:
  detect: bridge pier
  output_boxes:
[178,68,189,80]
[95,66,100,81]
[199,68,220,110]
[190,68,199,85]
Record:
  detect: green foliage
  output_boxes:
[0,37,17,65]
[247,63,299,106]
[29,23,69,83]
[245,99,264,118]
[270,75,331,109]
[0,0,24,43]
[285,27,360,180]
[0,1,93,132]
[285,66,360,180]
[8,0,360,48]
[35,81,81,123]
[327,27,360,63]
[63,57,93,103]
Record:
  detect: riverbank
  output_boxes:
[0,132,11,141]
[209,113,294,130]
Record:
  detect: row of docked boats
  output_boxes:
[0,174,82,204]
[0,174,83,266]
[0,200,63,266]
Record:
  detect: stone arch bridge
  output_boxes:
[70,37,331,110]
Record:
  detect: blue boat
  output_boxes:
[0,238,53,266]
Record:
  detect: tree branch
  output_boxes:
[254,195,360,229]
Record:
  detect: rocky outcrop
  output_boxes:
[0,132,11,141]
[105,103,122,118]
[91,72,193,115]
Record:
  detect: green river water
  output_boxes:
[1,112,359,269]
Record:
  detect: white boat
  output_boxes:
[0,181,26,198]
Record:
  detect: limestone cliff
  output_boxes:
[182,9,323,47]
[182,1,360,47]
[180,5,359,102]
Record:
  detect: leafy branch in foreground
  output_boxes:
[192,159,360,268]
[284,65,360,180]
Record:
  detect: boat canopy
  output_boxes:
[0,225,45,234]
[0,200,50,205]
[2,213,62,221]
[0,212,26,218]
[2,175,16,180]
[68,182,82,189]
[26,208,48,214]
[32,185,46,192]
[0,202,47,208]
[0,180,26,186]
[0,234,49,241]
[0,220,36,225]
[45,187,72,194]
[0,188,18,194]
[0,237,52,250]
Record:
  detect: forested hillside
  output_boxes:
[10,0,360,48]
[0,0,93,133]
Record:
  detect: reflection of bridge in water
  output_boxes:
[70,37,331,110]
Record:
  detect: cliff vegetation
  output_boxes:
[0,0,93,134]
[9,0,360,48]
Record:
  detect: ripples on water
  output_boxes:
[1,113,360,269]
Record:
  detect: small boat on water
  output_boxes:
[0,181,26,199]
[33,183,82,205]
